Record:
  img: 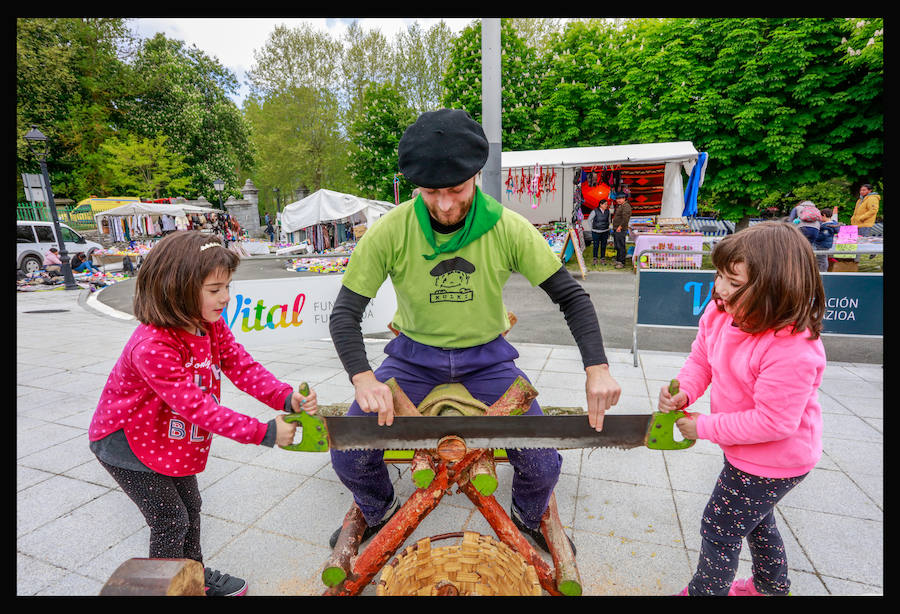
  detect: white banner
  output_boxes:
[222,275,397,348]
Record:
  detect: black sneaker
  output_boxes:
[329,499,400,549]
[204,568,248,596]
[510,506,577,557]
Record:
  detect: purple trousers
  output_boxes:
[330,334,562,529]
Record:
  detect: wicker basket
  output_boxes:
[376,532,542,596]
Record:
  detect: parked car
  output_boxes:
[17,220,103,274]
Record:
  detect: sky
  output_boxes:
[129,18,475,107]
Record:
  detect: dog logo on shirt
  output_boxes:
[429,257,475,303]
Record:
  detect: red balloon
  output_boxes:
[581,182,610,209]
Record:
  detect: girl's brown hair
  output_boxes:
[711,221,825,339]
[133,231,240,330]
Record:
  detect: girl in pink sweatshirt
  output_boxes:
[658,222,826,596]
[89,231,318,597]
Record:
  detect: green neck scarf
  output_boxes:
[413,186,503,260]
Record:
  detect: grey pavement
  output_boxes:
[17,285,883,596]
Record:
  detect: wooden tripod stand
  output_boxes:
[321,377,582,596]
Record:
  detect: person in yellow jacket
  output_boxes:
[850,183,881,236]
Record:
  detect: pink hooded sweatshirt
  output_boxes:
[677,301,826,478]
[89,317,293,476]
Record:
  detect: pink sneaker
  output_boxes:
[674,586,689,596]
[729,577,763,596]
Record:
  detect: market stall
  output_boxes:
[491,142,708,225]
[630,217,704,269]
[279,189,395,252]
[94,202,220,242]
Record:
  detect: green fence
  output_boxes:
[16,203,96,230]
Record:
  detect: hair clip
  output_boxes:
[200,242,221,252]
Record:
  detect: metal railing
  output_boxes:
[17,203,96,230]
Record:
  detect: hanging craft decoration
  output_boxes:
[506,165,558,208]
[581,182,611,209]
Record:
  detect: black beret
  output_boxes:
[398,109,489,189]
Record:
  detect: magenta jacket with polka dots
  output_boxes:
[89,319,293,476]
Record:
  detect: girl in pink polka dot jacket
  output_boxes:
[89,231,318,596]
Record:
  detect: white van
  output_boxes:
[17,220,103,274]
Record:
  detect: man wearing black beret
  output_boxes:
[327,108,622,552]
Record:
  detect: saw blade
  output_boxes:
[323,414,653,451]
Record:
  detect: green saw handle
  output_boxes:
[280,382,329,453]
[646,410,695,450]
[647,379,695,450]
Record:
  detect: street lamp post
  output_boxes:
[24,126,79,290]
[213,178,225,211]
[272,187,280,243]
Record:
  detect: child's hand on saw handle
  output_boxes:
[658,379,698,440]
[658,378,688,413]
[275,383,319,448]
[289,382,318,415]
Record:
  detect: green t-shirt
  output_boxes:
[342,196,561,348]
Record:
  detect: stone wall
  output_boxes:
[224,178,264,238]
[225,199,263,238]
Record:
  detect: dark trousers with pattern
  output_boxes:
[99,459,203,562]
[688,458,807,595]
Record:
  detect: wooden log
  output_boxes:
[384,377,421,417]
[457,480,560,596]
[467,451,498,497]
[540,493,582,596]
[321,503,367,588]
[436,435,467,462]
[326,461,455,596]
[486,376,538,416]
[411,450,436,488]
[100,558,205,596]
[327,450,486,596]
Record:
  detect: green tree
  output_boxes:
[835,17,884,197]
[246,23,343,97]
[340,20,396,116]
[536,19,631,149]
[117,33,253,201]
[16,18,136,200]
[98,133,192,199]
[244,86,353,203]
[442,19,544,151]
[394,20,458,114]
[346,82,418,202]
[603,18,883,223]
[509,18,566,55]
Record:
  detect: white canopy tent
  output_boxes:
[279,189,395,234]
[488,141,707,223]
[178,203,223,215]
[93,202,189,220]
[93,201,225,243]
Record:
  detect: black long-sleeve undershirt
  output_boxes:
[328,264,608,381]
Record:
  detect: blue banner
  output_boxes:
[636,271,882,336]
